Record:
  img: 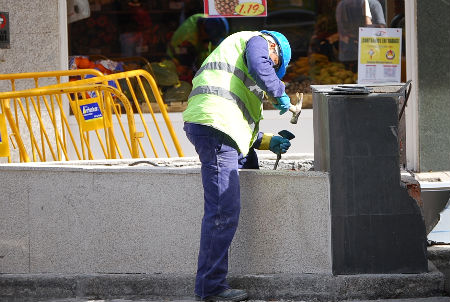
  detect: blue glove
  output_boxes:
[269,136,291,154]
[273,93,291,115]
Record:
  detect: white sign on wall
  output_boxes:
[358,27,402,84]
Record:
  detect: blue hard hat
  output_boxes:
[260,30,291,79]
[201,17,229,46]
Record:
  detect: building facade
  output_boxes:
[0,0,448,172]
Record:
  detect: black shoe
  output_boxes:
[196,288,248,301]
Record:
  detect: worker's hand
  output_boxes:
[269,135,291,154]
[274,93,291,115]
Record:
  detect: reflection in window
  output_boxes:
[68,0,405,111]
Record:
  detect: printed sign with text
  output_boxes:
[358,27,402,84]
[75,97,110,132]
[204,0,267,17]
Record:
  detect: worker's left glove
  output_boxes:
[273,93,291,115]
[269,135,291,154]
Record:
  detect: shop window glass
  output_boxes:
[68,0,406,112]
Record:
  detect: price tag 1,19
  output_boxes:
[235,2,265,16]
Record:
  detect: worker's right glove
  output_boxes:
[269,135,291,154]
[273,93,291,115]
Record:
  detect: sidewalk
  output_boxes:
[3,297,450,302]
[0,268,444,302]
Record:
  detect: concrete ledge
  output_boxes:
[0,156,330,276]
[233,262,444,301]
[0,266,444,301]
[428,245,450,294]
[428,246,450,267]
[1,157,443,301]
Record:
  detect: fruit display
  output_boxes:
[151,59,179,87]
[284,53,358,95]
[214,0,239,15]
[285,78,316,95]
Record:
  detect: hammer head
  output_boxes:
[278,130,295,140]
[290,92,303,124]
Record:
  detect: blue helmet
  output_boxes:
[260,30,291,79]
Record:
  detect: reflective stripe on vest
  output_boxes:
[193,62,265,101]
[189,85,256,131]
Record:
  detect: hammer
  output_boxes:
[289,92,303,124]
[273,130,295,170]
[270,92,304,124]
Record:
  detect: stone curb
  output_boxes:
[0,266,444,301]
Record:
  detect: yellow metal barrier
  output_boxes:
[0,104,11,162]
[0,70,104,162]
[0,69,105,91]
[41,69,184,158]
[0,84,139,162]
[0,69,185,162]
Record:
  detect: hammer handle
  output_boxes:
[273,154,281,170]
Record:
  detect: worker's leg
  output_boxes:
[184,123,241,299]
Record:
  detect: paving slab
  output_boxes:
[3,297,450,302]
[344,298,450,302]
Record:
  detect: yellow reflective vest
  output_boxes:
[183,31,266,155]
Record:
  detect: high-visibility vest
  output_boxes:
[183,31,266,155]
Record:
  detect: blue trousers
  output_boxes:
[184,123,258,299]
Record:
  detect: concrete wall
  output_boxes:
[416,0,450,172]
[0,159,331,275]
[0,0,67,91]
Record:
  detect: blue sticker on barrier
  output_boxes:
[0,131,2,143]
[80,102,102,121]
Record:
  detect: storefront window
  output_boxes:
[68,0,405,111]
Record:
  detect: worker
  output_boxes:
[182,30,292,301]
[167,13,229,82]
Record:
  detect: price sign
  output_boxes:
[235,2,265,16]
[204,0,267,17]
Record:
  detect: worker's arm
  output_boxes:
[252,132,291,153]
[245,36,285,98]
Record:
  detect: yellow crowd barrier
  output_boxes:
[0,84,138,162]
[0,69,105,91]
[0,69,104,162]
[0,69,184,163]
[42,69,184,158]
